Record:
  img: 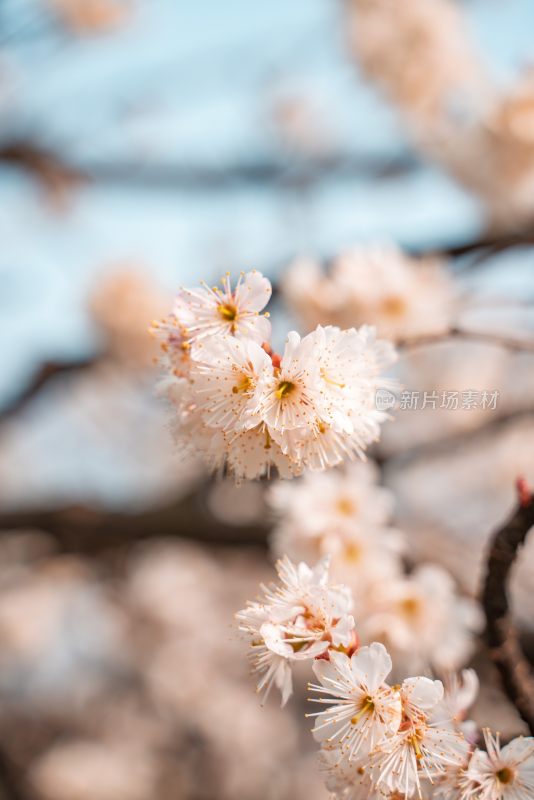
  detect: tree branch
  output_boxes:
[0,357,99,426]
[399,326,534,354]
[0,139,418,190]
[0,748,32,800]
[481,478,534,735]
[0,488,269,555]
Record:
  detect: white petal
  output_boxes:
[234,270,272,313]
[350,642,392,692]
[403,676,444,712]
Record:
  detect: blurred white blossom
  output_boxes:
[283,245,455,341]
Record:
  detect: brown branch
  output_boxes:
[0,357,99,426]
[420,230,534,261]
[0,487,269,555]
[0,139,418,189]
[0,141,85,207]
[0,748,33,800]
[381,408,534,468]
[398,326,534,354]
[481,478,534,734]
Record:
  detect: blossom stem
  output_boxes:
[481,477,534,734]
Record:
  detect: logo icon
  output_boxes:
[375,388,397,411]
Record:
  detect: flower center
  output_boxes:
[218,302,237,321]
[400,597,421,618]
[275,380,295,400]
[232,374,252,394]
[497,768,514,785]
[381,295,407,317]
[344,542,362,563]
[337,497,356,516]
[351,696,375,724]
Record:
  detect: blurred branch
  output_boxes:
[421,230,534,262]
[0,488,269,554]
[398,326,534,354]
[481,478,534,735]
[0,141,85,205]
[1,412,533,553]
[382,409,534,468]
[81,153,420,187]
[0,139,418,189]
[0,749,32,800]
[0,357,99,426]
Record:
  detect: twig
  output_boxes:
[0,141,84,206]
[481,478,534,734]
[381,408,534,468]
[0,139,418,190]
[398,326,534,354]
[419,230,534,262]
[0,748,31,800]
[0,357,98,426]
[0,487,269,555]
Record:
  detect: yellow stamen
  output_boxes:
[400,597,421,617]
[232,375,252,394]
[344,542,361,563]
[497,768,514,784]
[218,303,237,321]
[322,375,345,389]
[381,295,407,317]
[350,697,375,725]
[275,380,295,400]
[337,497,356,516]
[409,734,423,761]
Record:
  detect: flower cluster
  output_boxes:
[152,270,397,480]
[312,645,470,799]
[267,462,482,677]
[236,556,356,706]
[343,0,534,227]
[236,558,534,800]
[344,0,485,128]
[282,244,455,341]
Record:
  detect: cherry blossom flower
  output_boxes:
[165,270,271,346]
[462,730,534,800]
[235,557,356,706]
[269,461,394,537]
[270,326,397,470]
[283,245,455,341]
[344,0,485,127]
[371,676,469,799]
[432,669,480,745]
[308,643,402,759]
[268,461,403,594]
[359,565,483,677]
[317,746,380,799]
[223,425,300,481]
[253,330,324,432]
[189,336,272,432]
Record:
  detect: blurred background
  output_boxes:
[1,0,534,798]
